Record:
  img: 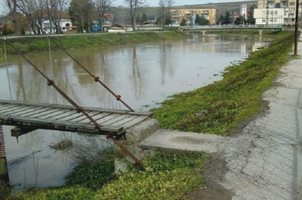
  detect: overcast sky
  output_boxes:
[113,0,245,7]
[0,0,246,15]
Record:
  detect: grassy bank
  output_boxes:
[3,31,295,200]
[1,158,10,200]
[0,31,186,57]
[9,151,207,200]
[152,31,294,135]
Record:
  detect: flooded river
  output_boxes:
[0,33,269,190]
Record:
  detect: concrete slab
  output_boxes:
[140,129,225,153]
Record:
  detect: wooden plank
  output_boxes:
[38,110,70,120]
[48,110,78,120]
[0,100,151,116]
[0,105,17,113]
[94,114,120,125]
[0,100,74,111]
[0,104,15,111]
[101,114,132,126]
[110,115,140,127]
[18,107,52,117]
[123,116,149,129]
[58,112,85,122]
[28,108,62,119]
[6,106,39,116]
[69,111,100,123]
[92,113,112,121]
[77,112,110,124]
[0,106,31,115]
[0,105,24,113]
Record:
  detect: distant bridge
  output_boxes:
[179,25,283,33]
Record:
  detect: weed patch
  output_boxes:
[10,151,207,200]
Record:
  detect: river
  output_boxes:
[0,33,269,190]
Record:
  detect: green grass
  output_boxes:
[152,31,294,135]
[10,151,207,200]
[65,160,115,191]
[0,31,186,58]
[0,158,10,200]
[7,187,94,200]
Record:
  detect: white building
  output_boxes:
[254,8,284,25]
[241,4,248,20]
[254,0,300,26]
[41,12,72,34]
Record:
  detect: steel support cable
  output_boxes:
[48,37,134,112]
[6,42,143,168]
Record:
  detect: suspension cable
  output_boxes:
[6,42,143,168]
[49,37,134,112]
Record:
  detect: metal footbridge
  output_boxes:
[0,100,151,139]
[0,35,154,166]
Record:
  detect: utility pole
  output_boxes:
[294,0,299,56]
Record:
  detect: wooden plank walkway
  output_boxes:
[0,100,151,138]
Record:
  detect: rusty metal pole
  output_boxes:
[294,0,300,56]
[0,125,10,186]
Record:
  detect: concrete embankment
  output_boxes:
[218,37,302,200]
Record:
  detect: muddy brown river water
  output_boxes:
[0,33,269,190]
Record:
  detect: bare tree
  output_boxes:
[3,0,16,13]
[14,0,46,34]
[45,0,68,34]
[125,0,144,31]
[95,0,114,20]
[159,0,174,30]
[69,0,95,32]
[3,0,19,33]
[2,0,69,35]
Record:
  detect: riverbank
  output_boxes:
[0,31,186,59]
[153,31,294,135]
[2,31,295,200]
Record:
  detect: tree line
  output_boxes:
[1,0,175,34]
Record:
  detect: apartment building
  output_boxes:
[254,0,300,26]
[170,8,216,25]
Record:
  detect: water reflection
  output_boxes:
[0,33,270,190]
